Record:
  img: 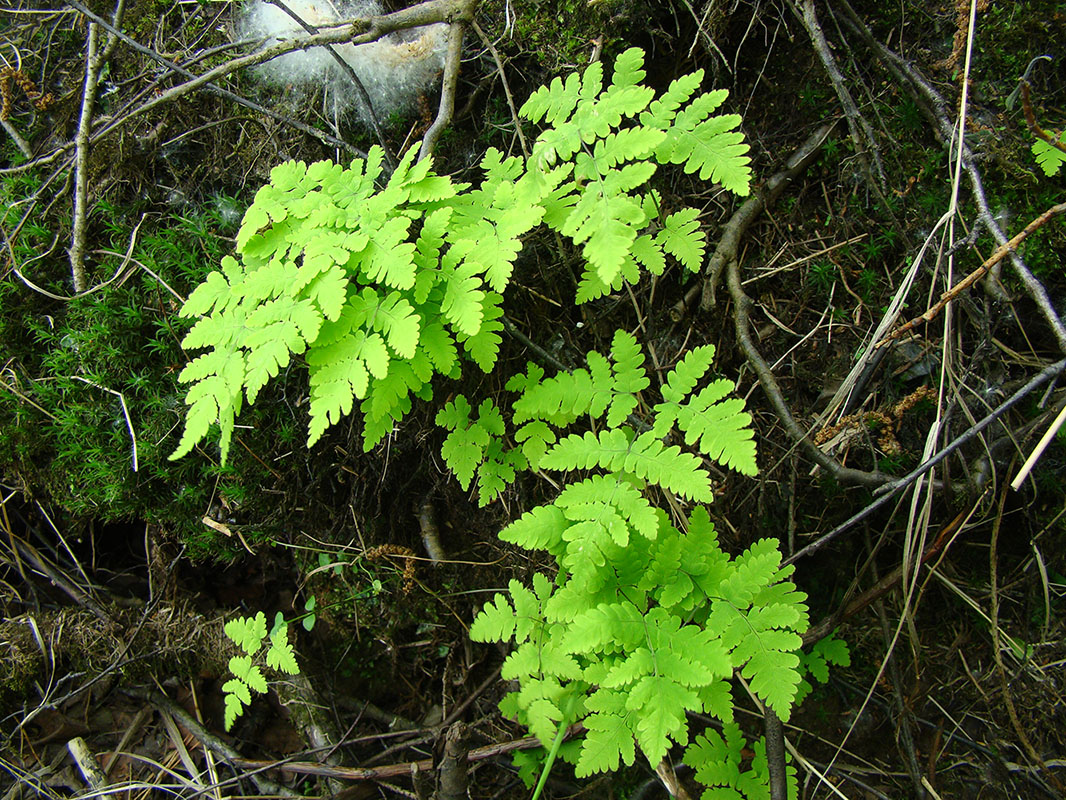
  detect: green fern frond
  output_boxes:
[221,612,301,731]
[653,94,752,195]
[542,429,714,503]
[685,722,796,800]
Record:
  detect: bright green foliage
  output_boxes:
[522,47,750,301]
[1032,130,1066,176]
[471,495,809,785]
[171,147,537,460]
[172,49,749,461]
[438,331,755,507]
[436,395,524,506]
[685,721,796,800]
[794,631,851,704]
[222,612,300,731]
[463,337,809,794]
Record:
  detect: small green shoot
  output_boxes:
[221,611,300,730]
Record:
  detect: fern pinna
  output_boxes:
[454,334,810,796]
[170,47,751,461]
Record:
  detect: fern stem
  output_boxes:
[531,716,571,800]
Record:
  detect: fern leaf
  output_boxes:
[660,345,716,404]
[469,591,517,643]
[628,675,699,764]
[514,420,557,469]
[457,295,504,372]
[630,233,666,275]
[171,349,245,462]
[499,504,569,557]
[266,624,300,675]
[436,396,490,490]
[657,207,706,271]
[655,100,752,195]
[476,440,523,506]
[717,539,787,608]
[357,216,417,289]
[610,46,646,89]
[686,723,794,800]
[557,475,658,540]
[441,260,486,336]
[521,71,582,126]
[542,429,714,502]
[306,330,387,445]
[225,612,267,655]
[560,162,656,285]
[243,298,322,402]
[227,656,268,694]
[675,385,757,475]
[1033,131,1066,177]
[418,321,458,375]
[577,690,636,777]
[223,691,245,731]
[742,649,802,721]
[182,258,242,317]
[370,292,421,359]
[640,71,703,130]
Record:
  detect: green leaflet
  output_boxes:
[1032,130,1066,177]
[172,49,750,461]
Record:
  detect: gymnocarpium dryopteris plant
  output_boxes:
[169,47,751,461]
[222,612,300,731]
[455,333,812,796]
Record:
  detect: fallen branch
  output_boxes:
[714,124,890,488]
[883,201,1066,344]
[418,12,468,160]
[686,120,837,312]
[784,356,1066,564]
[835,0,1066,353]
[230,724,585,782]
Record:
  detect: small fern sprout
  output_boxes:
[221,612,300,731]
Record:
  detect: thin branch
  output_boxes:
[884,201,1066,343]
[791,0,886,190]
[784,357,1066,565]
[264,0,396,167]
[1021,82,1066,153]
[691,121,837,311]
[471,19,528,158]
[715,123,890,487]
[419,11,468,161]
[68,20,101,292]
[834,0,1066,352]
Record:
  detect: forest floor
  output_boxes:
[2,0,1066,798]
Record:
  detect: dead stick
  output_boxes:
[688,121,837,314]
[232,724,585,782]
[883,201,1066,344]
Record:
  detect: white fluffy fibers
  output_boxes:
[238,0,448,124]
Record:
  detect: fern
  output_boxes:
[685,722,797,800]
[523,47,751,300]
[221,612,300,731]
[1032,129,1066,177]
[441,330,753,507]
[458,335,824,796]
[172,48,751,466]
